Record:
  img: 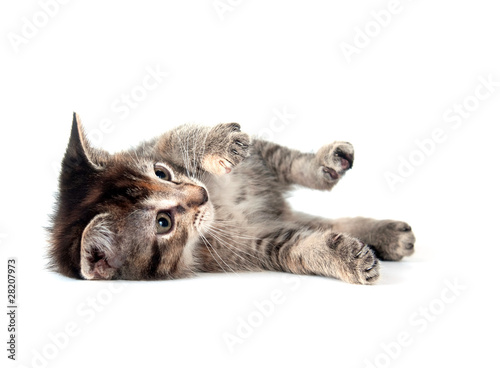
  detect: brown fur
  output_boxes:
[48,113,415,284]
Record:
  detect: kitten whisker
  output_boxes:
[209,220,264,234]
[192,127,203,181]
[176,128,192,178]
[205,228,260,263]
[186,127,195,179]
[199,235,228,274]
[207,224,276,254]
[206,223,266,243]
[198,129,210,177]
[199,233,238,275]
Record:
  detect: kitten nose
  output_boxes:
[182,184,209,208]
[198,187,209,205]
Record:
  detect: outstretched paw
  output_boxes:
[203,123,251,175]
[327,233,380,285]
[316,141,354,184]
[366,221,416,261]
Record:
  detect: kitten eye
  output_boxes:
[154,164,172,181]
[156,212,173,234]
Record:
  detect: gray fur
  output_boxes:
[49,114,416,285]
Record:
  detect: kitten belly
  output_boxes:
[205,168,289,226]
[206,172,253,224]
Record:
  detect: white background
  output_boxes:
[1,1,499,367]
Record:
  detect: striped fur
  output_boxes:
[48,113,415,284]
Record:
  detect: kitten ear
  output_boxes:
[62,112,109,173]
[80,214,124,280]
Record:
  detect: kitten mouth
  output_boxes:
[194,205,213,232]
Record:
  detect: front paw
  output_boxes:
[327,233,380,285]
[367,221,416,261]
[316,141,354,183]
[203,123,251,175]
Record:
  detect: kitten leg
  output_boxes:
[289,214,416,261]
[154,123,251,176]
[254,225,380,285]
[252,139,354,190]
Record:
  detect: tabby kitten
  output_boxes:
[49,113,415,284]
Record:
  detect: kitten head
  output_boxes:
[49,113,212,280]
